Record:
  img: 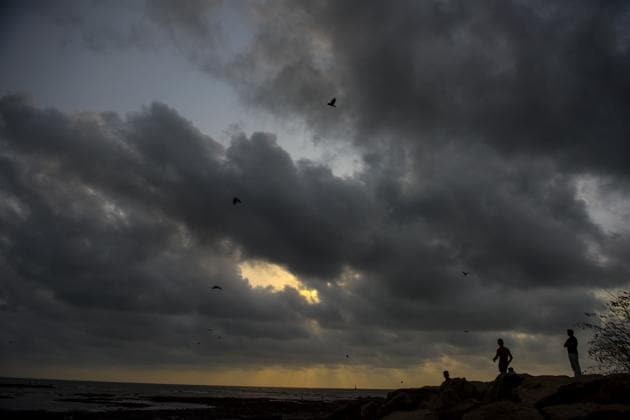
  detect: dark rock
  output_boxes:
[387,387,441,408]
[468,381,489,398]
[462,401,543,420]
[437,398,480,420]
[360,400,380,420]
[516,375,575,406]
[536,374,630,407]
[433,378,481,410]
[382,408,439,419]
[483,373,526,402]
[327,400,362,420]
[377,392,415,418]
[542,403,630,420]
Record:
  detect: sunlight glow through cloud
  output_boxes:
[239,260,320,304]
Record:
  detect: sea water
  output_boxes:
[0,377,388,412]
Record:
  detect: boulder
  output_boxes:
[377,392,415,418]
[387,387,441,408]
[437,398,480,420]
[382,408,439,420]
[516,375,575,406]
[536,374,630,407]
[360,400,380,420]
[593,374,630,404]
[468,381,489,398]
[462,401,543,420]
[542,403,630,420]
[433,378,480,410]
[327,399,363,419]
[483,373,526,402]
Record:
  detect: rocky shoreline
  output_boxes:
[330,373,630,419]
[1,374,629,419]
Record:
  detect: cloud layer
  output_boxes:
[1,0,630,385]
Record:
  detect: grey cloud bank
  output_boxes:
[0,92,625,375]
[224,1,630,178]
[1,0,630,382]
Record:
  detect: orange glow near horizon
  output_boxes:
[3,353,573,389]
[2,361,487,389]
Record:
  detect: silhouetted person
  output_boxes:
[493,338,513,374]
[440,370,451,391]
[564,329,581,377]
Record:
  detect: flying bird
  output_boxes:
[207,328,213,332]
[233,197,242,205]
[584,312,596,317]
[211,285,222,290]
[462,272,470,276]
[463,330,469,333]
[345,354,350,358]
[327,97,337,107]
[197,342,201,345]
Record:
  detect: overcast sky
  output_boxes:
[1,0,630,388]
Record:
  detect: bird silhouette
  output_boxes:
[463,330,469,333]
[211,285,222,290]
[207,328,213,332]
[327,97,337,107]
[233,197,242,205]
[345,354,349,358]
[197,342,201,345]
[584,312,596,317]
[462,271,470,276]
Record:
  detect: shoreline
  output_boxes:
[3,374,630,419]
[0,396,379,419]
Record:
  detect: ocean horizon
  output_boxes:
[0,376,390,412]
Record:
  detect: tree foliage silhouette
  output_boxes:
[580,290,630,373]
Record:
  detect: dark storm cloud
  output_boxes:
[4,0,224,56]
[0,92,626,371]
[201,0,630,343]
[224,0,630,177]
[2,0,630,374]
[146,0,223,40]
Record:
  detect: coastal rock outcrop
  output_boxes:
[328,373,630,420]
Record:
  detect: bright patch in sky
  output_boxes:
[576,175,630,235]
[239,260,320,304]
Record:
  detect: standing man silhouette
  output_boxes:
[492,338,513,374]
[564,329,582,377]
